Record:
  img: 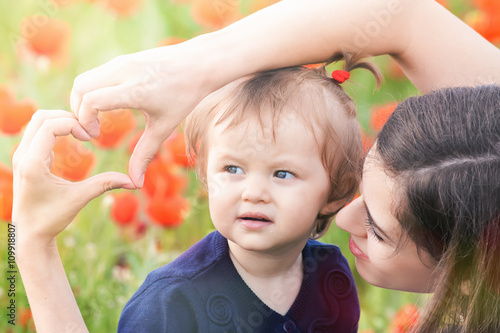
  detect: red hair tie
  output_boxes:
[331,70,350,84]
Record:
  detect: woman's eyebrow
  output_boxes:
[363,201,393,243]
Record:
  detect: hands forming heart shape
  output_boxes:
[12,110,136,246]
[12,43,213,245]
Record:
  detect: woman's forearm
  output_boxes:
[198,0,500,93]
[392,0,500,92]
[17,239,88,333]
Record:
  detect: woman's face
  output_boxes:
[336,148,437,293]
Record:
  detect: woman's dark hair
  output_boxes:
[375,85,500,332]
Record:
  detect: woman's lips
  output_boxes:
[349,236,369,261]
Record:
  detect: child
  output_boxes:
[118,54,381,332]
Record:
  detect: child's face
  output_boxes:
[205,115,333,255]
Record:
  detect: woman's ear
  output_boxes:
[319,199,348,216]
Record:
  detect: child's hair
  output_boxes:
[374,85,500,332]
[185,53,381,239]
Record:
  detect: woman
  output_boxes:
[336,85,500,332]
[13,0,500,332]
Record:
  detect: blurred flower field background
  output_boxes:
[0,0,498,332]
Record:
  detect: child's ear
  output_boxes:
[319,199,347,216]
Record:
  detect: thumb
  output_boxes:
[76,171,136,201]
[129,125,171,188]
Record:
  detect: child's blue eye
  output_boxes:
[274,170,295,179]
[224,165,243,174]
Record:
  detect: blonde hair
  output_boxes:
[185,53,381,238]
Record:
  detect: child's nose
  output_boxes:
[241,175,271,204]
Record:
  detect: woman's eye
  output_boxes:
[224,165,243,174]
[274,170,295,179]
[365,219,384,242]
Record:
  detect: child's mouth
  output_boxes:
[240,217,271,222]
[237,213,273,229]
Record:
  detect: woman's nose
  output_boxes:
[241,175,271,204]
[336,196,367,237]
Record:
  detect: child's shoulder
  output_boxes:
[147,230,224,282]
[305,238,343,256]
[304,239,350,271]
[123,231,227,306]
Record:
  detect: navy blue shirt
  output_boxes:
[118,231,359,332]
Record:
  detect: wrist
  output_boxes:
[15,226,57,265]
[186,30,260,94]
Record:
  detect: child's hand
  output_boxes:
[70,44,214,188]
[12,110,136,247]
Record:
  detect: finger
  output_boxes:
[77,84,136,138]
[25,118,91,165]
[75,171,136,202]
[14,110,80,165]
[70,57,126,117]
[129,125,172,188]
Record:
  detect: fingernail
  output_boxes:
[122,183,137,190]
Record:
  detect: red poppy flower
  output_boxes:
[435,0,448,8]
[146,193,189,228]
[158,37,187,47]
[0,85,37,136]
[142,156,188,198]
[370,102,398,131]
[163,131,193,168]
[248,0,281,13]
[49,0,76,6]
[50,136,97,181]
[466,10,500,44]
[0,162,13,221]
[105,0,144,16]
[191,0,241,29]
[302,63,324,69]
[21,16,71,64]
[92,109,136,149]
[387,59,405,80]
[110,191,141,226]
[390,304,420,333]
[362,132,374,154]
[18,307,34,330]
[474,0,500,14]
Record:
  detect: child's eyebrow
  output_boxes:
[214,149,244,158]
[363,201,393,243]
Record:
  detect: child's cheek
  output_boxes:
[207,173,233,199]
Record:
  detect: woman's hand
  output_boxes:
[70,42,218,188]
[12,109,135,248]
